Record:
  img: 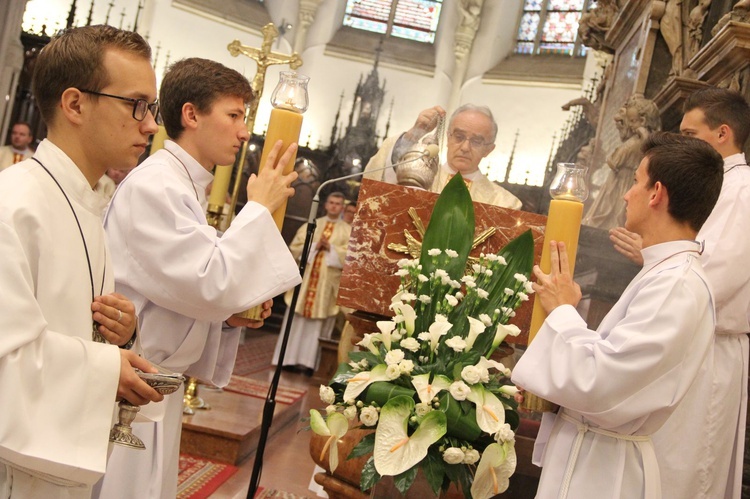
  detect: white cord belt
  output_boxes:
[557,410,661,499]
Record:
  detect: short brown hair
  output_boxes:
[32,25,151,124]
[641,131,723,232]
[684,87,750,149]
[159,58,254,139]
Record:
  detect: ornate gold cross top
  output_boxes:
[227,23,303,131]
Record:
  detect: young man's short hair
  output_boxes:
[641,131,723,232]
[32,25,151,124]
[684,87,750,149]
[159,58,254,140]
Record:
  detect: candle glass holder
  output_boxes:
[271,71,310,112]
[549,162,589,202]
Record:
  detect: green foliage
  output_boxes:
[347,432,375,459]
[360,456,381,492]
[394,466,419,493]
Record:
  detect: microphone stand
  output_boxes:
[246,149,436,498]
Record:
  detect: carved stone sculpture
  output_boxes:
[578,0,619,53]
[686,0,713,61]
[583,95,662,230]
[660,0,685,75]
[712,0,750,37]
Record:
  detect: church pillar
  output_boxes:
[0,0,26,141]
[293,0,323,55]
[447,0,483,115]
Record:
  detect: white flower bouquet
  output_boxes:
[310,175,535,497]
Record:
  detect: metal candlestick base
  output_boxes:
[110,369,185,449]
[183,376,211,415]
[521,391,557,413]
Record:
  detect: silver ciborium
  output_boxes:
[110,368,185,450]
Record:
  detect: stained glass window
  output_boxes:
[515,0,594,56]
[343,0,442,43]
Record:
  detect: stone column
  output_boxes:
[0,0,26,140]
[294,0,323,54]
[447,0,483,114]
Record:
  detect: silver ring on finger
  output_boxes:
[117,309,123,323]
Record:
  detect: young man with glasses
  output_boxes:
[364,103,522,209]
[0,25,164,498]
[97,57,301,498]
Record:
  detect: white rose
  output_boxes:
[518,292,529,302]
[494,423,515,444]
[415,403,432,416]
[360,406,379,426]
[428,248,442,256]
[418,295,431,304]
[385,364,402,380]
[325,405,337,415]
[399,337,420,352]
[524,281,534,294]
[398,359,415,374]
[461,366,482,385]
[385,349,405,366]
[462,449,480,465]
[319,385,335,405]
[395,268,409,277]
[449,381,471,401]
[343,405,358,420]
[445,249,458,258]
[445,294,458,306]
[514,273,528,283]
[504,288,514,296]
[445,336,467,352]
[417,274,429,283]
[476,288,489,299]
[418,332,431,342]
[479,313,492,326]
[442,447,465,465]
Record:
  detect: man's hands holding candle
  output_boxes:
[532,241,582,314]
[225,299,273,329]
[246,140,298,213]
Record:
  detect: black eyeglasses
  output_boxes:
[78,89,159,122]
[448,130,490,149]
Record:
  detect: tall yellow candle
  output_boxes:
[528,198,584,342]
[207,164,233,212]
[257,107,303,230]
[150,125,169,155]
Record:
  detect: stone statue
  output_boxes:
[686,0,713,61]
[660,0,684,75]
[578,0,619,53]
[561,62,612,129]
[457,0,482,32]
[583,95,661,230]
[712,0,750,36]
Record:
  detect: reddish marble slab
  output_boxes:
[338,179,547,344]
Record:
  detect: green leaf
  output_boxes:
[422,449,446,495]
[348,351,381,367]
[348,432,375,460]
[360,456,381,492]
[438,392,482,441]
[505,408,520,431]
[363,381,416,407]
[394,466,418,493]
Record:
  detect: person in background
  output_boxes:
[0,122,34,170]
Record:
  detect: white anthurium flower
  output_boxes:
[309,410,349,473]
[470,442,517,499]
[373,395,447,476]
[427,320,452,352]
[376,321,397,350]
[491,324,521,352]
[343,364,391,401]
[466,317,487,348]
[466,385,506,434]
[356,333,380,355]
[411,373,452,405]
[477,357,510,377]
[392,302,416,336]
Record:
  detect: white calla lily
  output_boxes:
[427,320,452,352]
[470,442,517,499]
[466,385,506,434]
[373,396,447,476]
[411,373,452,405]
[392,302,417,336]
[356,333,380,355]
[376,321,396,350]
[309,410,349,473]
[477,357,510,377]
[466,317,487,348]
[343,364,391,401]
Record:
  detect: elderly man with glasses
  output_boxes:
[364,104,522,209]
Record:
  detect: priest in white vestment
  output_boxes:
[611,88,750,499]
[0,122,34,171]
[273,192,352,372]
[96,58,301,499]
[0,26,165,498]
[513,133,723,499]
[363,104,521,209]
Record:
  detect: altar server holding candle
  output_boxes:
[512,133,722,499]
[97,58,301,499]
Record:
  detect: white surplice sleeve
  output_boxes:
[512,267,713,431]
[113,169,300,323]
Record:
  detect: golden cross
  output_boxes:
[227,23,303,134]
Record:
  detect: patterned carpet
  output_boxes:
[255,488,311,498]
[177,453,238,499]
[233,330,279,376]
[224,374,307,405]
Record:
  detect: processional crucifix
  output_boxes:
[184,24,302,414]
